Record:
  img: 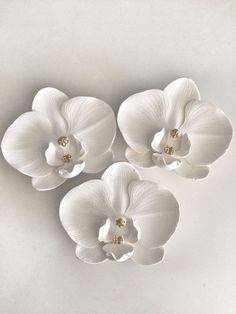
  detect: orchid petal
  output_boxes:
[45,142,63,166]
[180,100,233,165]
[66,136,84,157]
[102,162,140,215]
[175,133,191,157]
[127,180,179,249]
[118,90,169,153]
[59,180,114,248]
[175,159,209,179]
[152,153,181,170]
[75,244,107,264]
[98,219,113,243]
[102,243,133,262]
[32,87,68,136]
[132,243,164,265]
[164,78,200,128]
[1,112,52,177]
[58,162,85,179]
[32,171,66,191]
[123,219,140,243]
[84,149,114,173]
[125,147,155,168]
[61,97,116,156]
[151,128,167,152]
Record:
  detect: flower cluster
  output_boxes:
[1,79,233,264]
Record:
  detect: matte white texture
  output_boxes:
[1,88,116,190]
[59,162,179,264]
[0,1,236,314]
[118,78,233,179]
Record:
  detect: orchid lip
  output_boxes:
[150,127,191,163]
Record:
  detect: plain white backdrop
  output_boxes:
[0,1,236,313]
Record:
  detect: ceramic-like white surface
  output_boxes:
[0,1,236,313]
[118,78,233,178]
[60,162,179,264]
[1,87,116,190]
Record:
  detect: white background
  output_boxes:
[0,1,236,313]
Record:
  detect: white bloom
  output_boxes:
[1,88,116,190]
[118,78,233,179]
[59,162,179,265]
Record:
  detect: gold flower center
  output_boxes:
[116,217,126,227]
[113,235,124,244]
[170,129,181,138]
[62,154,72,163]
[164,146,175,155]
[58,136,70,147]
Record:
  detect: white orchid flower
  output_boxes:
[60,162,179,265]
[118,78,233,179]
[1,88,116,190]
